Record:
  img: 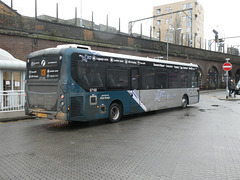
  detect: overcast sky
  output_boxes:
[2,0,240,47]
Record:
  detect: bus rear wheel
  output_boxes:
[109,103,122,123]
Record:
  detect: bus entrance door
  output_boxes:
[130,68,141,113]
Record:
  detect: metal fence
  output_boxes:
[0,90,25,112]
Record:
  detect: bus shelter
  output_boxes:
[0,48,26,112]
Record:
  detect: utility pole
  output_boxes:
[56,3,58,22]
[35,0,37,19]
[80,0,82,27]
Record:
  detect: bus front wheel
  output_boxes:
[109,103,122,123]
[181,95,188,109]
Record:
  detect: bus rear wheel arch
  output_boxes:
[108,101,123,123]
[181,95,189,109]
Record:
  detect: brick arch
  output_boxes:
[235,69,240,82]
[206,65,219,89]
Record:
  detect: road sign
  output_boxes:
[223,62,232,71]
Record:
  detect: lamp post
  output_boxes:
[167,29,169,60]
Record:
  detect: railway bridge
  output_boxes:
[0,1,240,89]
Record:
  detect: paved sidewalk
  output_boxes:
[0,110,34,122]
[202,89,240,101]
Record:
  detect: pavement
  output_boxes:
[0,89,240,122]
[0,110,34,122]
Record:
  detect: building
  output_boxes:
[0,48,26,111]
[227,47,239,56]
[153,0,204,48]
[37,15,117,33]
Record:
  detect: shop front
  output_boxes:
[0,48,26,111]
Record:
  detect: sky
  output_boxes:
[2,0,240,48]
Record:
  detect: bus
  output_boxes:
[25,44,199,123]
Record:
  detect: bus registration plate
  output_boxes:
[38,113,47,118]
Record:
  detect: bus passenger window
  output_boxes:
[131,68,139,90]
[71,58,106,91]
[156,72,168,89]
[180,71,188,88]
[141,67,155,89]
[168,70,180,88]
[189,71,198,88]
[108,69,128,89]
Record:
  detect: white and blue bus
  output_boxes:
[25,44,199,123]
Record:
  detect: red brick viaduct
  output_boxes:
[0,1,240,89]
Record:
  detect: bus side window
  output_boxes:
[141,67,155,89]
[168,70,180,88]
[131,68,139,90]
[189,71,198,88]
[108,67,128,89]
[156,72,168,89]
[180,71,188,88]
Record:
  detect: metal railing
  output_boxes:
[0,90,25,112]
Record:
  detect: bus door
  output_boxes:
[130,68,141,113]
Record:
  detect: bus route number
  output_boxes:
[41,69,46,76]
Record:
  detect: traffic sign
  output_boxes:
[223,62,232,71]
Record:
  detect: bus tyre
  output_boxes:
[109,103,122,123]
[181,95,188,109]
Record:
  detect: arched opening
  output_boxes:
[235,69,240,82]
[207,66,219,89]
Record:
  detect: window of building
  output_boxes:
[3,71,22,91]
[182,16,186,22]
[157,20,161,26]
[178,12,182,16]
[13,72,21,90]
[187,15,191,21]
[169,18,172,24]
[169,7,172,12]
[3,72,12,91]
[157,32,160,38]
[182,4,186,9]
[166,7,169,12]
[186,3,192,9]
[157,9,161,14]
[187,21,192,27]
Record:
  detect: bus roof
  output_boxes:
[91,50,198,68]
[28,44,198,68]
